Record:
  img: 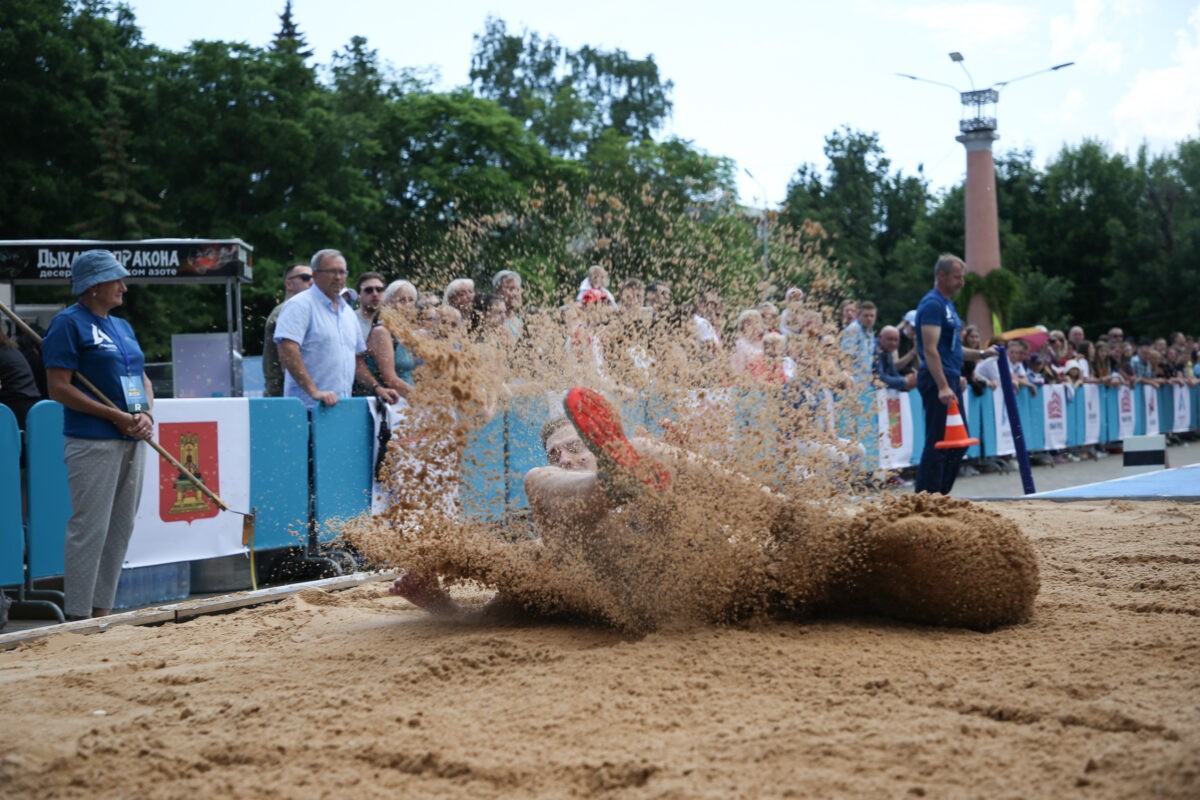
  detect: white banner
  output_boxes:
[1042,384,1068,451]
[1082,384,1101,444]
[1173,385,1192,433]
[1117,386,1136,439]
[127,398,251,568]
[876,389,914,469]
[992,386,1014,455]
[1143,385,1160,434]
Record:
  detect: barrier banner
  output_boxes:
[992,386,1015,455]
[1043,384,1068,451]
[127,398,250,568]
[1116,386,1136,439]
[1082,384,1101,444]
[1143,385,1160,434]
[876,389,914,469]
[1173,385,1192,433]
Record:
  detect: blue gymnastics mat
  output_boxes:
[1025,463,1200,502]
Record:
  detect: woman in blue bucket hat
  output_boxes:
[42,250,156,620]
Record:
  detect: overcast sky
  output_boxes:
[125,0,1200,208]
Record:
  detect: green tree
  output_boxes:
[470,16,673,157]
[782,127,933,324]
[1102,139,1200,336]
[0,0,150,237]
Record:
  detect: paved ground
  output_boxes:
[948,438,1200,500]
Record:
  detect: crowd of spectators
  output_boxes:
[259,255,1200,424]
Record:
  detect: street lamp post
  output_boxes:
[744,168,770,281]
[897,55,1074,339]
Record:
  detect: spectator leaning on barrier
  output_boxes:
[960,326,994,395]
[354,272,386,342]
[692,289,725,358]
[42,250,156,620]
[275,249,400,409]
[0,325,42,430]
[976,338,1037,395]
[443,278,475,320]
[873,325,916,392]
[1128,338,1158,386]
[896,310,919,374]
[366,280,420,398]
[839,299,858,331]
[262,263,312,397]
[645,280,672,314]
[731,309,766,375]
[840,301,877,380]
[913,254,998,496]
[492,269,525,341]
[577,264,616,305]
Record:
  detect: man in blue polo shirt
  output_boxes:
[914,254,997,494]
[275,249,399,409]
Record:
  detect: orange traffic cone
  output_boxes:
[935,398,980,449]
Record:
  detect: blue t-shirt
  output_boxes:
[914,288,963,379]
[42,303,146,439]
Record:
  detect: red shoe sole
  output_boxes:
[563,387,670,492]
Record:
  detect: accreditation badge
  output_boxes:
[121,375,149,412]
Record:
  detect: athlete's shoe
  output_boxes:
[563,387,671,502]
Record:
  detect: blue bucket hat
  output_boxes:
[71,250,130,295]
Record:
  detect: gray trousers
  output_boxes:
[63,437,146,617]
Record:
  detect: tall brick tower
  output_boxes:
[955,84,1002,339]
[900,55,1074,341]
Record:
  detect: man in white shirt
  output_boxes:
[976,338,1037,395]
[275,249,399,408]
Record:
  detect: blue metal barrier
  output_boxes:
[18,383,1200,583]
[502,393,555,513]
[310,399,373,539]
[24,401,68,579]
[0,405,23,586]
[249,398,311,549]
[461,408,507,519]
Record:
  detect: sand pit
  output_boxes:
[1,499,1197,798]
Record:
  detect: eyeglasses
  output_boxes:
[360,286,384,294]
[288,273,313,282]
[316,269,348,277]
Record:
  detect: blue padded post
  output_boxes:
[503,393,554,514]
[1066,386,1084,447]
[310,398,372,540]
[1022,387,1045,452]
[908,388,925,465]
[1134,385,1148,435]
[24,401,68,579]
[0,405,23,586]
[964,389,984,459]
[1158,386,1172,435]
[248,398,311,550]
[460,408,507,521]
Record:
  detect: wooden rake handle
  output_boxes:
[1,299,230,513]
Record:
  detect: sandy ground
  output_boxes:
[1,499,1197,799]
